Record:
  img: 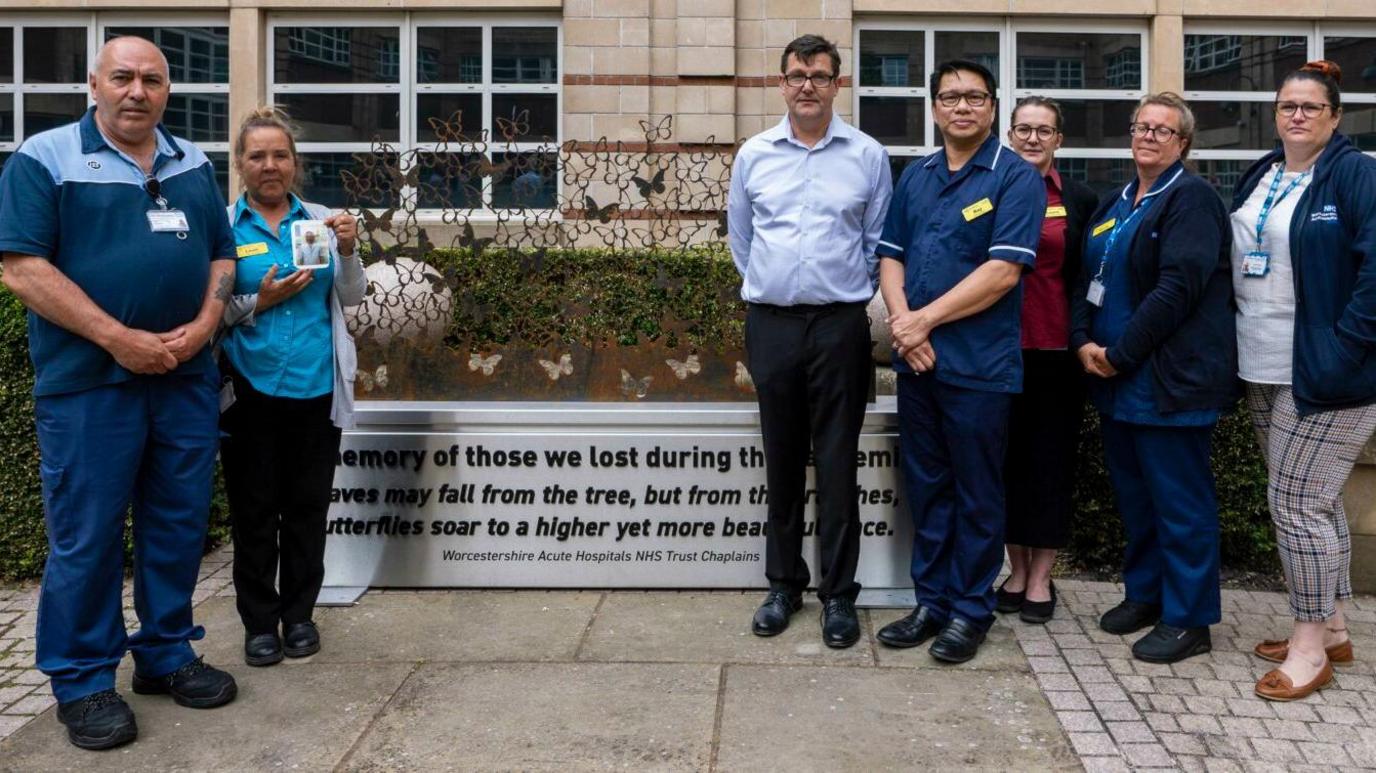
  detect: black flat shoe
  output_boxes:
[283,621,321,658]
[244,632,283,667]
[1020,582,1057,625]
[820,597,860,649]
[929,618,987,664]
[995,580,1025,614]
[876,605,945,649]
[55,689,137,750]
[132,656,237,709]
[1132,623,1211,664]
[752,590,803,637]
[1100,599,1161,635]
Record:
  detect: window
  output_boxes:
[1184,23,1376,194]
[269,15,560,211]
[855,21,1148,195]
[0,16,231,196]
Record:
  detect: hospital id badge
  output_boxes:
[1241,250,1270,277]
[1086,279,1106,307]
[147,208,189,233]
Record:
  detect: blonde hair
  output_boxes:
[1132,92,1196,158]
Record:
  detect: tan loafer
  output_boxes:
[1254,660,1334,702]
[1253,638,1353,665]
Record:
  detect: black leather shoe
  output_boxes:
[132,656,238,709]
[283,621,321,658]
[751,591,803,637]
[1099,600,1162,635]
[820,597,861,649]
[929,618,987,664]
[876,606,946,648]
[55,689,137,750]
[1132,623,1212,664]
[1020,582,1057,625]
[245,632,283,667]
[995,580,1025,614]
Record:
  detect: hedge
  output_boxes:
[0,248,1276,580]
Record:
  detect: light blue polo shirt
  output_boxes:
[222,193,334,399]
[876,133,1046,393]
[0,108,236,397]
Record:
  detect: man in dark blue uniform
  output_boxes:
[0,36,238,750]
[874,60,1045,663]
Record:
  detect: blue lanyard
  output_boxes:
[1091,199,1149,284]
[1253,164,1309,249]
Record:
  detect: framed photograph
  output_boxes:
[291,220,330,270]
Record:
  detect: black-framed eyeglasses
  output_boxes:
[1011,124,1058,141]
[1275,101,1333,119]
[936,91,991,108]
[783,72,836,89]
[1128,122,1180,142]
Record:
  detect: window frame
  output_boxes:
[853,17,1151,172]
[266,12,563,216]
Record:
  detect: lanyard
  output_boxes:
[1253,164,1309,249]
[1091,199,1149,285]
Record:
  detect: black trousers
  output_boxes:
[220,364,341,635]
[1003,349,1084,549]
[746,302,871,602]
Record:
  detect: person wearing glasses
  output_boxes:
[727,35,891,648]
[1069,93,1236,664]
[219,107,365,668]
[996,98,1099,624]
[1227,61,1376,701]
[874,60,1045,663]
[0,36,239,750]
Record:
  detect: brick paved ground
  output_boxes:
[2,547,1375,770]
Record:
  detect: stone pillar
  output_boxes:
[227,7,265,195]
[564,0,651,143]
[1149,12,1184,94]
[676,0,735,143]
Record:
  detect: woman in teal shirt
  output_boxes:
[219,107,366,667]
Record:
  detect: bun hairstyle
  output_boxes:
[233,105,299,163]
[1282,60,1343,110]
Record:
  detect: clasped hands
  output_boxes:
[1076,343,1118,378]
[886,308,937,373]
[110,321,214,375]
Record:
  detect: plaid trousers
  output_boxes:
[1246,383,1376,621]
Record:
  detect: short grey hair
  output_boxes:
[1132,91,1196,158]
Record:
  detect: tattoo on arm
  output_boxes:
[213,271,234,304]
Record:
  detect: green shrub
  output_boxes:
[0,247,1278,580]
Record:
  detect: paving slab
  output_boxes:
[579,591,874,666]
[869,609,1030,672]
[341,662,720,772]
[714,664,1078,771]
[195,591,602,666]
[0,659,412,772]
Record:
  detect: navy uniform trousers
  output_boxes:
[1101,419,1222,628]
[34,372,219,704]
[897,372,1012,631]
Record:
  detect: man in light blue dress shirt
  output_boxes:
[727,34,892,649]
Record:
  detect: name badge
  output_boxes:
[1241,250,1270,277]
[147,209,190,233]
[962,197,994,222]
[1045,205,1067,218]
[1087,279,1106,307]
[1092,218,1117,238]
[237,242,270,259]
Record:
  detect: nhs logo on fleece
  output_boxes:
[1310,204,1340,224]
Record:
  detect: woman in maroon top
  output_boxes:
[996,97,1099,623]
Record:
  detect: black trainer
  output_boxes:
[283,621,321,658]
[132,656,238,709]
[1132,623,1212,664]
[55,689,137,751]
[751,591,803,637]
[1099,600,1162,635]
[245,632,283,667]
